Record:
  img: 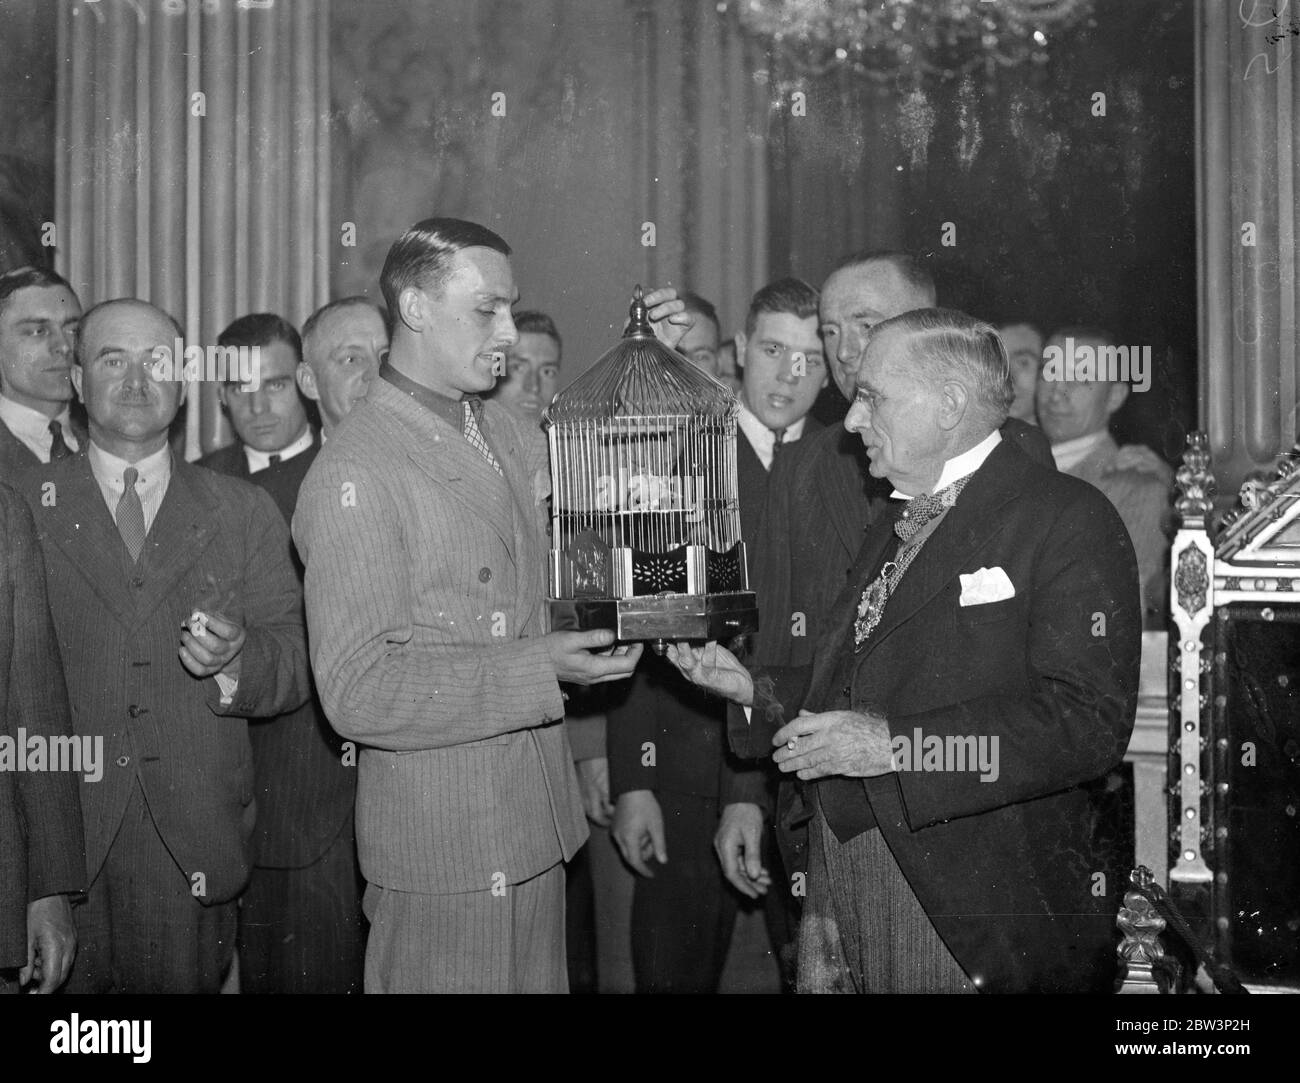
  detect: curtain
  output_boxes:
[55,0,331,458]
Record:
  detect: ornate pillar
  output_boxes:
[55,0,331,458]
[1197,1,1300,494]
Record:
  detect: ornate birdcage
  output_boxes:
[543,287,759,650]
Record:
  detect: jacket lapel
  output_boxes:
[735,428,769,540]
[490,413,547,629]
[0,419,41,473]
[803,505,901,700]
[132,459,221,623]
[853,439,1028,667]
[383,384,517,560]
[820,429,871,560]
[37,455,139,627]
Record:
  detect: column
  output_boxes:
[1198,1,1300,494]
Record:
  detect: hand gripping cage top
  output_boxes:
[542,287,759,650]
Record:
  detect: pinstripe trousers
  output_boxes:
[798,806,974,994]
[66,781,239,994]
[362,862,567,993]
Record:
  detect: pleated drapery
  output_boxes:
[627,0,769,347]
[1198,1,1300,492]
[55,0,331,459]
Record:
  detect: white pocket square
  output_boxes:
[959,566,1016,607]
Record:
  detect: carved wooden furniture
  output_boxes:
[1164,432,1300,992]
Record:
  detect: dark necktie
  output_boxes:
[462,399,503,475]
[269,453,282,466]
[853,473,974,649]
[116,466,146,562]
[48,419,71,461]
[770,426,787,464]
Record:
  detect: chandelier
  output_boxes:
[729,0,1095,84]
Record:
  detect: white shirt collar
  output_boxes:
[736,401,807,471]
[88,440,173,494]
[1050,430,1110,472]
[890,429,1002,500]
[243,424,313,473]
[0,393,76,456]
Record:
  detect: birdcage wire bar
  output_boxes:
[543,287,758,645]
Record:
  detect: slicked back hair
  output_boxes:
[834,249,936,307]
[216,313,301,382]
[514,310,562,354]
[74,299,184,366]
[380,217,511,320]
[0,265,78,317]
[744,276,819,338]
[866,307,1013,430]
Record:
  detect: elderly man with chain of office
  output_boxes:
[669,308,1140,993]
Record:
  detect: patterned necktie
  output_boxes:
[462,399,503,475]
[48,419,71,461]
[116,466,147,562]
[853,473,974,649]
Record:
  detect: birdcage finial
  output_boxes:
[626,285,653,338]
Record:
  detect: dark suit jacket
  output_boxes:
[607,419,819,802]
[18,454,309,904]
[750,416,1054,722]
[0,412,88,483]
[740,438,1141,992]
[198,437,354,868]
[0,483,85,969]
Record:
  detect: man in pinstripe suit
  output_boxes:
[18,299,310,993]
[293,218,692,993]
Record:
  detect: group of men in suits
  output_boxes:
[2,213,1164,994]
[0,261,392,993]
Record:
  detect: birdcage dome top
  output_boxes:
[544,287,738,426]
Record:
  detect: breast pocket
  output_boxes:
[955,594,1024,627]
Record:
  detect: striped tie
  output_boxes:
[116,466,147,562]
[462,399,503,475]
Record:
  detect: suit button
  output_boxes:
[128,705,145,718]
[130,576,144,588]
[478,567,492,583]
[116,755,130,767]
[841,685,851,697]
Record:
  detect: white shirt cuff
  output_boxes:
[213,672,238,705]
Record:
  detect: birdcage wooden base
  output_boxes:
[548,591,758,648]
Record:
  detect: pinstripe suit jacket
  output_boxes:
[0,483,85,969]
[17,454,310,905]
[292,378,586,895]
